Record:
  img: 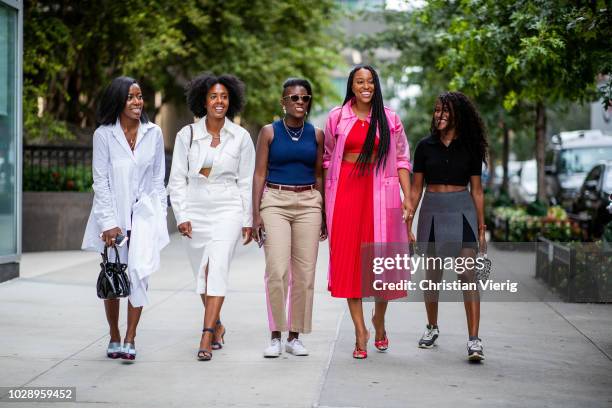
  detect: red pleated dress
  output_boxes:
[329,119,378,298]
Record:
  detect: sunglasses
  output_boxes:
[283,94,312,103]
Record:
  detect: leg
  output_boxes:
[459,247,484,361]
[197,263,226,357]
[418,262,443,349]
[261,196,292,336]
[424,266,443,326]
[459,247,480,338]
[200,269,224,346]
[104,299,121,342]
[424,221,442,327]
[287,191,322,339]
[124,301,143,344]
[347,298,368,351]
[372,300,388,341]
[200,295,225,353]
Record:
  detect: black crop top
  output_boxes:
[412,135,482,186]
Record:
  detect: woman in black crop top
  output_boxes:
[407,91,489,362]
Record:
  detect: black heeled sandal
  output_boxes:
[212,319,226,350]
[197,328,214,361]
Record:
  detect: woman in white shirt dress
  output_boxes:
[168,74,255,361]
[82,76,169,361]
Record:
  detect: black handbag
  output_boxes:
[96,245,131,299]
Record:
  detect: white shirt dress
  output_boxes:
[82,120,169,307]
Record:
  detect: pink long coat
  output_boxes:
[323,100,412,246]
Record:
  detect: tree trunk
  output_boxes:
[487,148,496,190]
[535,102,547,203]
[501,120,510,194]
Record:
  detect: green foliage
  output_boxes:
[24,0,342,140]
[492,204,582,242]
[168,0,342,127]
[364,0,611,197]
[526,200,547,216]
[539,241,612,302]
[23,165,92,192]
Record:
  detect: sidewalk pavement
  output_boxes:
[1,234,611,408]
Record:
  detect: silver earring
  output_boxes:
[282,106,287,115]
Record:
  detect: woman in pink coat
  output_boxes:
[323,65,413,359]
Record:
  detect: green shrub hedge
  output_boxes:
[24,165,93,192]
[492,205,582,242]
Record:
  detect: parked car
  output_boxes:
[509,159,537,204]
[572,161,612,239]
[546,129,612,209]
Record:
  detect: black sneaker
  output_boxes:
[418,325,439,349]
[467,338,485,361]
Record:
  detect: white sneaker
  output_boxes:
[263,338,282,358]
[467,338,485,361]
[285,338,309,356]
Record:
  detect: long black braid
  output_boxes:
[430,91,488,166]
[343,65,390,174]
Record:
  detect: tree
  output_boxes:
[363,1,611,201]
[23,0,341,142]
[431,0,612,202]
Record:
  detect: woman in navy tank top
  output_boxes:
[252,78,327,358]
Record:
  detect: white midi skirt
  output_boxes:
[181,178,243,296]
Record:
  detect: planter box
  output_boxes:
[535,237,612,303]
[23,192,177,252]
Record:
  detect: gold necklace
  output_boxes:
[123,127,137,150]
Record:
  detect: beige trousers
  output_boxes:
[260,188,322,333]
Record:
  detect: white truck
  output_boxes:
[545,129,612,209]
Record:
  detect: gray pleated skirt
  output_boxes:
[416,190,478,257]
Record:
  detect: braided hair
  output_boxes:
[431,91,488,166]
[343,65,390,174]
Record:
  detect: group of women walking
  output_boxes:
[83,65,489,364]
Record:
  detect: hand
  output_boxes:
[101,227,122,247]
[178,221,192,239]
[478,229,487,255]
[402,198,414,224]
[319,220,328,241]
[242,227,253,245]
[252,213,264,243]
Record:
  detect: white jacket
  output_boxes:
[82,120,167,252]
[167,117,255,227]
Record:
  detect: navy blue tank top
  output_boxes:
[267,120,317,185]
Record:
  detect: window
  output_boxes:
[558,146,612,175]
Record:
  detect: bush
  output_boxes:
[24,165,92,192]
[526,200,547,216]
[492,205,582,242]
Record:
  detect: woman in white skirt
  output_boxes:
[168,73,255,361]
[82,76,169,361]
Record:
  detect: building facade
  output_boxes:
[0,0,22,282]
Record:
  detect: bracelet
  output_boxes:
[478,224,487,231]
